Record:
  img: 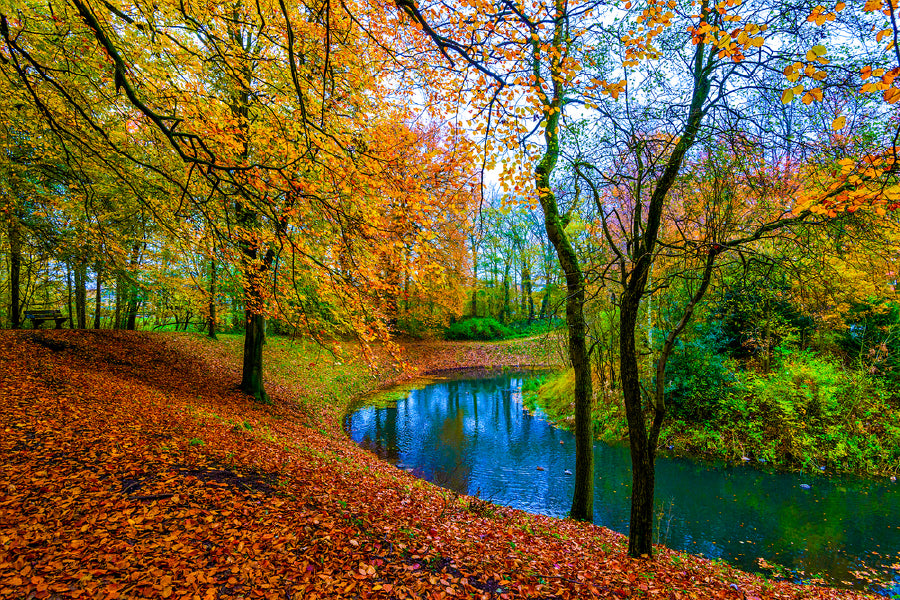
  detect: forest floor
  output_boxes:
[0,329,877,600]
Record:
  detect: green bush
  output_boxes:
[505,318,565,338]
[714,280,814,362]
[444,317,514,341]
[661,338,738,421]
[725,352,900,472]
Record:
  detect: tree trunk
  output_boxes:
[616,35,713,558]
[75,261,87,329]
[502,258,511,323]
[489,262,496,318]
[124,243,143,330]
[471,248,478,317]
[94,264,102,329]
[208,254,218,339]
[232,294,241,331]
[66,262,74,329]
[523,263,534,322]
[235,204,273,403]
[539,284,549,320]
[8,216,21,329]
[532,41,594,519]
[620,294,656,556]
[114,272,123,330]
[241,307,268,402]
[403,251,411,316]
[228,45,272,403]
[126,287,139,330]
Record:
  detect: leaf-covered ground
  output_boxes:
[0,330,876,599]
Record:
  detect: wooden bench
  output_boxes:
[24,309,67,329]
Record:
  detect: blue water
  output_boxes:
[344,373,900,595]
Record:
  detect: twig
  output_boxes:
[130,493,175,501]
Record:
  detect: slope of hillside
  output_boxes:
[0,330,872,600]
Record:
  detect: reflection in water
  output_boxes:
[345,374,900,595]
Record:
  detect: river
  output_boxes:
[343,372,900,595]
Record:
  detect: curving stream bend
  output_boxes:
[344,372,900,595]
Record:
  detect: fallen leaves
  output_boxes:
[0,330,878,599]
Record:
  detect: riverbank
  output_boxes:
[0,330,876,599]
[523,366,900,479]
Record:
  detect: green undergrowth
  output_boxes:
[193,333,385,426]
[666,354,900,477]
[445,317,564,341]
[525,353,900,478]
[522,369,629,444]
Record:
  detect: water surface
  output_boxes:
[344,373,900,594]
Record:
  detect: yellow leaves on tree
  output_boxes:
[0,0,481,344]
[793,151,900,217]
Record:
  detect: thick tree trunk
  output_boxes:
[533,55,594,519]
[125,288,139,330]
[620,296,656,556]
[235,205,273,403]
[8,217,21,329]
[565,278,594,521]
[228,50,272,403]
[241,307,268,402]
[615,37,713,558]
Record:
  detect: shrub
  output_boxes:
[714,280,814,362]
[734,351,900,470]
[662,339,738,421]
[444,317,514,341]
[505,318,565,338]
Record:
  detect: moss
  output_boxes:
[352,378,439,410]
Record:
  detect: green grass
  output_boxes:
[523,368,628,443]
[189,332,385,426]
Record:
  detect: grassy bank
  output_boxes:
[0,329,875,599]
[524,356,900,478]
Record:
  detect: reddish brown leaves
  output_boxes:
[0,331,875,599]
